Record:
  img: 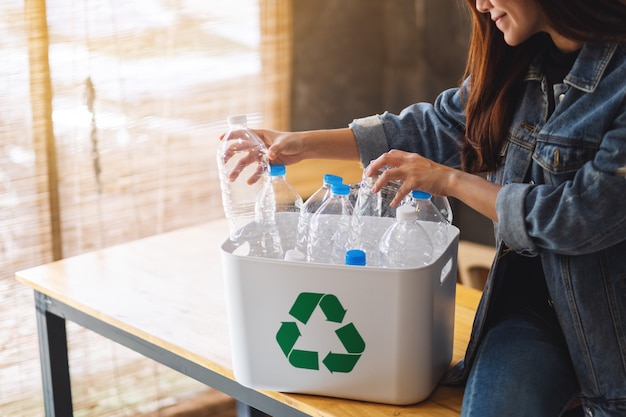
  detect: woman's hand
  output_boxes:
[366,149,501,221]
[254,130,308,166]
[366,150,454,205]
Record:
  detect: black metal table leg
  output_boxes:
[35,291,73,416]
[237,401,269,417]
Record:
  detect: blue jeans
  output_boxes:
[461,311,581,417]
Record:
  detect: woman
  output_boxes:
[250,1,626,416]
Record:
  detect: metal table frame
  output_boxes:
[34,291,309,417]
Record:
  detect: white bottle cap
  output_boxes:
[227,114,247,125]
[284,249,306,262]
[396,204,417,222]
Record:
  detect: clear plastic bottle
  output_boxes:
[349,164,400,267]
[307,183,354,265]
[295,173,343,253]
[260,164,303,213]
[216,114,269,240]
[432,195,453,224]
[353,163,402,218]
[379,204,433,268]
[247,178,284,260]
[247,215,284,259]
[347,214,388,268]
[345,249,366,266]
[406,190,450,257]
[284,248,306,262]
[255,164,303,252]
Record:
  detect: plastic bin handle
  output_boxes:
[221,222,256,254]
[439,255,454,286]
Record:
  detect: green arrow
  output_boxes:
[335,322,365,353]
[322,352,361,373]
[289,292,323,324]
[289,349,319,370]
[276,322,301,356]
[319,294,346,323]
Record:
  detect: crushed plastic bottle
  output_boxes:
[353,163,402,218]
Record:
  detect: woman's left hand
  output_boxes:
[366,149,501,221]
[365,149,454,207]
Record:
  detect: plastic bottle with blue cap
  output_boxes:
[254,164,303,253]
[406,190,450,257]
[307,183,354,265]
[295,173,343,255]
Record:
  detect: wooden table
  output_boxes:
[16,219,481,417]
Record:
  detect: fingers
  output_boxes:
[247,162,266,185]
[267,132,305,165]
[364,150,439,205]
[366,150,405,191]
[228,149,266,183]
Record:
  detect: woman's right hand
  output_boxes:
[253,130,308,166]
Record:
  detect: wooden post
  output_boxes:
[260,0,293,131]
[25,0,63,261]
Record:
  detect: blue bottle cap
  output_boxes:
[330,183,350,196]
[270,164,286,176]
[411,190,432,200]
[345,249,366,266]
[323,174,343,186]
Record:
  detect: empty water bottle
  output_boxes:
[349,164,401,267]
[307,183,354,265]
[248,185,284,260]
[260,164,303,213]
[254,164,303,251]
[284,248,306,262]
[353,163,402,218]
[217,114,269,240]
[379,204,433,268]
[348,214,389,267]
[295,173,343,253]
[431,195,453,224]
[406,190,449,257]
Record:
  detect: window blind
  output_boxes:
[1,0,292,415]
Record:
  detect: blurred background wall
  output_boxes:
[289,0,495,246]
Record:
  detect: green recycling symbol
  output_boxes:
[275,292,365,373]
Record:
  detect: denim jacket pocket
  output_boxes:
[533,134,600,184]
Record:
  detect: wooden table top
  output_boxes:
[16,219,481,417]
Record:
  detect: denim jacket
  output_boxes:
[350,41,626,417]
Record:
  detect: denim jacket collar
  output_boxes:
[525,41,619,93]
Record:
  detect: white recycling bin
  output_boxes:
[220,213,460,405]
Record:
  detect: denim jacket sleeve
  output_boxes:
[349,81,467,169]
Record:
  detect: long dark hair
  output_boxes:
[460,0,626,173]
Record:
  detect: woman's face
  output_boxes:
[475,0,545,46]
